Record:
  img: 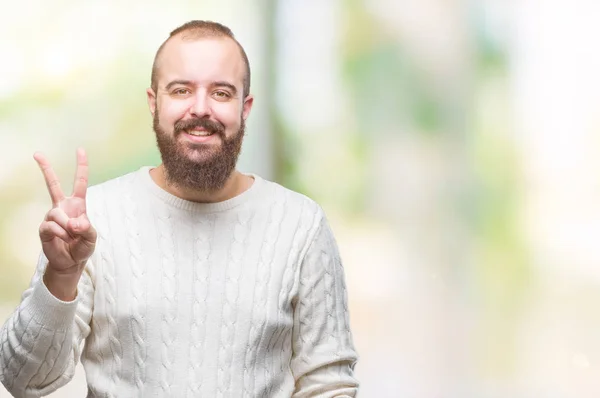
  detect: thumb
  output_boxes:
[67,215,97,243]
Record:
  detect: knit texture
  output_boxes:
[0,167,359,397]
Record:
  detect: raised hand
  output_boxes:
[34,148,97,300]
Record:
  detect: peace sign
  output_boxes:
[34,149,97,300]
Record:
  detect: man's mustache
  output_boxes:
[174,118,225,136]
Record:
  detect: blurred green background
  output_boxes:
[2,0,600,396]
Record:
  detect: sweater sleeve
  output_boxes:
[291,214,359,397]
[0,252,95,398]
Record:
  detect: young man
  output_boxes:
[0,20,358,397]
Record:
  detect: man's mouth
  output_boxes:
[186,129,214,137]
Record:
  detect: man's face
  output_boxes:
[147,36,253,191]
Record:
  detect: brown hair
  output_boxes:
[150,20,251,97]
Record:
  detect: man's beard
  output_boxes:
[153,113,245,192]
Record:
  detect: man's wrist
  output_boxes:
[43,267,81,302]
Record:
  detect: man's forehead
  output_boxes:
[158,36,243,73]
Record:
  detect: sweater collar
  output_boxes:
[137,166,265,213]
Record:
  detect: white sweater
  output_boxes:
[0,167,358,398]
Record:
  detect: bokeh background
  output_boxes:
[2,0,600,396]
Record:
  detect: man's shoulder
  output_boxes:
[259,177,325,219]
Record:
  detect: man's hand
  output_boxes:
[34,148,97,301]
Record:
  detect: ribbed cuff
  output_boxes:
[24,278,79,331]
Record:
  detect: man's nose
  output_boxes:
[190,93,211,118]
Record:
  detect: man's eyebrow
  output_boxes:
[165,80,193,91]
[212,81,237,95]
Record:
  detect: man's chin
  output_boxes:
[178,147,220,164]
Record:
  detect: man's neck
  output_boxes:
[149,164,254,203]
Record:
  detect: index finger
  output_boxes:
[72,148,89,199]
[33,152,65,206]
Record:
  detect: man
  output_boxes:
[0,20,359,397]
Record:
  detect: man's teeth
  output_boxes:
[187,130,213,136]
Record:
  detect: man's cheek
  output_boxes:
[162,101,191,120]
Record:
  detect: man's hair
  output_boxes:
[151,20,251,98]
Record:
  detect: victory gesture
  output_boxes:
[34,148,97,300]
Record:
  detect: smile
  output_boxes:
[186,129,214,137]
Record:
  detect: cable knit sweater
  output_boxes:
[0,167,358,398]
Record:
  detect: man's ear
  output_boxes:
[242,94,254,121]
[147,88,157,116]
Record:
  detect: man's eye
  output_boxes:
[214,91,230,99]
[173,88,190,95]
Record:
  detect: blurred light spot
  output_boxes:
[572,352,590,370]
[42,44,74,80]
[0,43,24,98]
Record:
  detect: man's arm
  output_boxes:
[1,149,97,397]
[291,213,359,397]
[0,253,95,398]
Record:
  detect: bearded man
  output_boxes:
[0,20,359,397]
